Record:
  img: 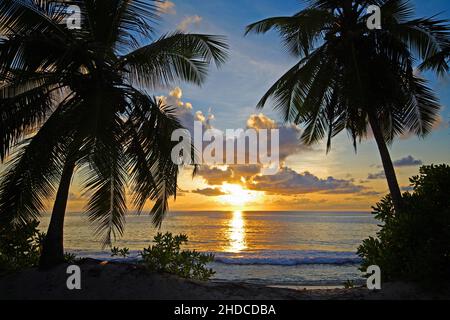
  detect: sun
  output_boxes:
[219,184,262,207]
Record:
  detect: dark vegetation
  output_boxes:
[359,164,450,289]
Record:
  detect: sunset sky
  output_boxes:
[47,0,450,212]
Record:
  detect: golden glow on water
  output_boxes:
[226,211,247,252]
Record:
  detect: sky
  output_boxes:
[54,1,450,212]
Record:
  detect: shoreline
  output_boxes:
[0,259,448,300]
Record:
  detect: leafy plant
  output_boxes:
[140,233,215,281]
[0,220,44,273]
[344,280,355,289]
[63,253,78,264]
[358,164,450,288]
[111,246,130,258]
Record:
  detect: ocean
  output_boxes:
[39,211,379,287]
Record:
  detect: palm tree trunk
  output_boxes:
[39,157,76,269]
[368,112,404,213]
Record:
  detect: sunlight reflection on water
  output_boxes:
[38,211,378,285]
[226,211,247,252]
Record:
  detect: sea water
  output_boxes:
[39,211,379,286]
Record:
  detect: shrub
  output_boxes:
[358,164,450,288]
[0,220,45,273]
[344,280,356,289]
[111,246,130,258]
[64,252,79,264]
[140,233,215,281]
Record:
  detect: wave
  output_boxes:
[212,250,361,266]
[67,249,361,266]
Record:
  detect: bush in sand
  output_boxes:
[358,164,450,289]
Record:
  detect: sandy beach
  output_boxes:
[0,259,447,300]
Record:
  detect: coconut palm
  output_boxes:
[246,0,449,212]
[0,0,228,268]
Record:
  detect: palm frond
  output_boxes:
[245,8,334,57]
[0,0,67,36]
[0,99,78,226]
[120,32,228,89]
[125,93,180,227]
[110,0,160,53]
[418,41,449,74]
[381,0,450,68]
[0,74,65,161]
[82,116,128,247]
[402,75,441,137]
[257,45,327,123]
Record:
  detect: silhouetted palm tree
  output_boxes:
[0,0,228,268]
[246,0,449,212]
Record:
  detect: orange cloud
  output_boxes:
[177,15,202,31]
[157,1,176,15]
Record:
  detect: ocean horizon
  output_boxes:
[39,210,379,286]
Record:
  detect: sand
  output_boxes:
[0,259,448,300]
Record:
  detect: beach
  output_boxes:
[38,211,379,287]
[4,211,445,301]
[0,259,446,300]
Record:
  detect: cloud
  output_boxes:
[228,164,262,180]
[177,15,202,31]
[247,113,277,130]
[393,155,423,167]
[194,110,215,129]
[192,187,226,197]
[431,114,448,131]
[245,113,312,163]
[371,155,423,170]
[158,89,315,190]
[270,196,328,207]
[357,191,384,197]
[197,166,234,185]
[168,93,310,162]
[156,1,176,15]
[169,87,183,100]
[157,87,213,134]
[157,88,365,198]
[367,171,386,180]
[175,107,310,168]
[197,164,263,185]
[248,167,365,195]
[191,113,316,185]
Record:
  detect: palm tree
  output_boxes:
[0,0,228,268]
[246,0,449,213]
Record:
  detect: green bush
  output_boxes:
[0,220,45,273]
[111,246,130,258]
[64,252,79,264]
[140,233,215,281]
[344,280,356,289]
[358,164,450,288]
